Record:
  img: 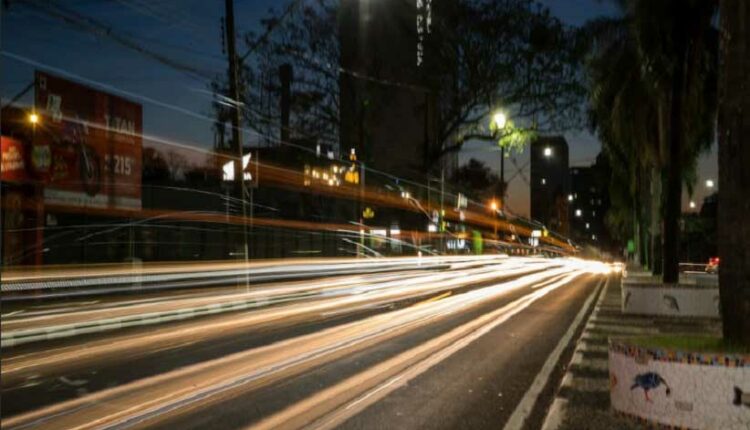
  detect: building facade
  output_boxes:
[529,136,570,235]
[569,163,608,246]
[339,0,457,182]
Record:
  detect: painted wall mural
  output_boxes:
[609,340,750,429]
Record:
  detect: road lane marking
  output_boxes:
[414,291,452,307]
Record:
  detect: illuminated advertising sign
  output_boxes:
[222,153,253,182]
[1,137,28,182]
[34,71,142,209]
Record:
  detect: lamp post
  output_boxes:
[490,199,498,237]
[492,111,508,205]
[27,110,43,265]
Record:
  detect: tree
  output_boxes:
[631,0,718,284]
[429,0,589,165]
[717,0,749,344]
[212,0,588,171]
[586,16,662,266]
[165,150,189,182]
[585,0,718,281]
[142,147,170,183]
[212,0,339,150]
[450,158,500,199]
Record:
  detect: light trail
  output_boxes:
[2,262,598,430]
[1,259,555,377]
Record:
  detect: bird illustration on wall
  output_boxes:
[734,386,750,408]
[631,372,671,402]
[663,294,680,312]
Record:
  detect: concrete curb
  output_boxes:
[540,275,612,430]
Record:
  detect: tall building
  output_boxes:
[339,0,456,182]
[529,136,570,234]
[569,163,608,246]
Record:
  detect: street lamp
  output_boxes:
[705,179,715,189]
[492,111,507,129]
[543,146,552,157]
[491,110,509,206]
[689,201,696,209]
[28,113,39,124]
[490,200,498,211]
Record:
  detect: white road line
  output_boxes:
[503,275,607,430]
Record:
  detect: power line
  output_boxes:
[17,0,216,81]
[114,0,218,43]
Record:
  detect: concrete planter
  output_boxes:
[609,338,750,429]
[621,276,720,319]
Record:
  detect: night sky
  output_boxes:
[1,0,717,217]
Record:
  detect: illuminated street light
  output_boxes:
[568,194,574,202]
[28,113,39,124]
[490,200,498,211]
[543,147,552,157]
[705,179,715,188]
[575,209,582,217]
[689,201,696,209]
[492,111,507,129]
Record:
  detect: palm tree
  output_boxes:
[586,16,663,266]
[717,0,749,344]
[629,0,718,283]
[586,1,717,282]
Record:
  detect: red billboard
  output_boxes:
[1,137,29,183]
[33,71,142,209]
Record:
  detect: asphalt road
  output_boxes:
[1,256,609,430]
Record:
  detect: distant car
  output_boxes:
[706,257,719,274]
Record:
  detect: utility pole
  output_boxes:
[279,64,292,144]
[225,0,249,261]
[440,168,445,254]
[500,146,505,206]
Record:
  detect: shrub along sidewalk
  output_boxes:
[542,272,722,430]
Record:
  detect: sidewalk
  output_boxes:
[542,272,722,430]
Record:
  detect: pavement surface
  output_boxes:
[1,256,611,429]
[541,270,722,430]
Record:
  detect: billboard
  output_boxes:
[1,137,28,183]
[33,71,142,209]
